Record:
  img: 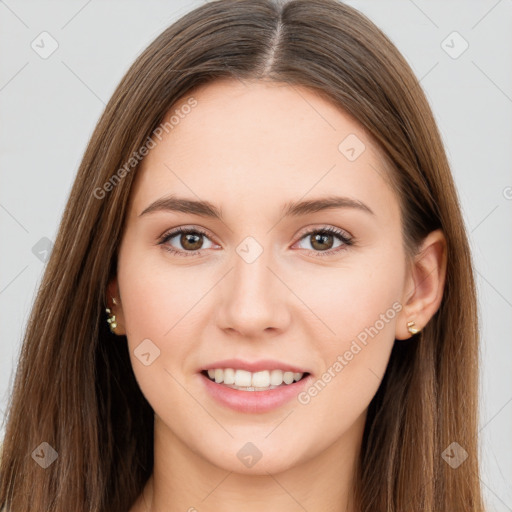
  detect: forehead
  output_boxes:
[128,79,399,226]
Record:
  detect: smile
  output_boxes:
[203,368,306,390]
[199,370,313,413]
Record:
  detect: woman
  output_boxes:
[0,0,485,510]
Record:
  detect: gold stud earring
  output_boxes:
[105,298,118,333]
[407,321,420,335]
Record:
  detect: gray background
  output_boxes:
[1,0,511,509]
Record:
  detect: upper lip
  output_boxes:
[200,358,311,374]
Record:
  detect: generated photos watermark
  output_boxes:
[93,96,197,200]
[297,300,403,405]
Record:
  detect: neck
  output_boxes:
[142,412,366,512]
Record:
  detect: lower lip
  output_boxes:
[199,372,313,413]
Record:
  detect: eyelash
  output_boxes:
[157,225,354,258]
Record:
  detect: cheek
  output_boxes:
[295,252,404,412]
[116,246,194,387]
[117,269,199,426]
[118,240,200,339]
[298,253,404,342]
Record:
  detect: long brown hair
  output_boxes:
[0,1,484,510]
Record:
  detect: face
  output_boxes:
[110,78,411,475]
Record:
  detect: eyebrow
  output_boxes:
[138,194,374,219]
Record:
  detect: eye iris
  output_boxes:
[181,232,203,250]
[311,232,333,251]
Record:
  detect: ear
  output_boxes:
[395,228,447,340]
[105,276,126,336]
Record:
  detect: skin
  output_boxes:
[106,78,447,512]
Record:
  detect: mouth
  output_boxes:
[197,360,314,413]
[200,368,311,392]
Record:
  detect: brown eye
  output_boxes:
[159,227,215,256]
[295,226,353,256]
[179,232,204,251]
[309,232,335,251]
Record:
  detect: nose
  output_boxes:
[215,243,291,339]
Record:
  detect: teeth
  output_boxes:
[223,368,236,385]
[205,368,305,388]
[236,369,252,387]
[251,370,269,388]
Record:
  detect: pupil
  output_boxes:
[311,233,332,250]
[182,233,202,250]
